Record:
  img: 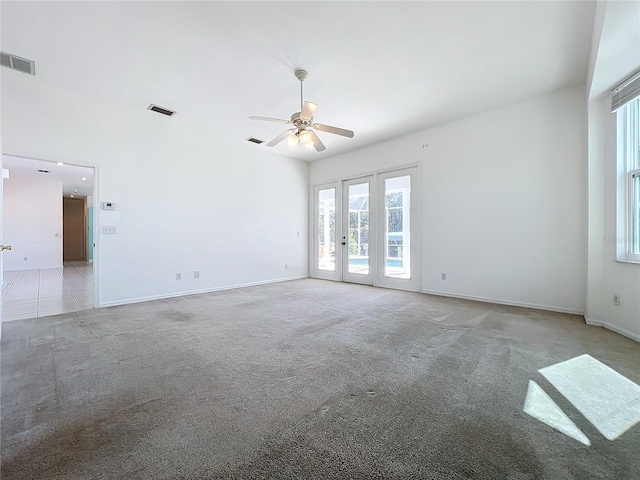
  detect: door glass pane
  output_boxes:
[318,188,336,271]
[384,175,410,279]
[633,173,640,254]
[347,182,369,275]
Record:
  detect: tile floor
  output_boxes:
[2,262,94,321]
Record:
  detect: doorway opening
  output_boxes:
[1,155,98,321]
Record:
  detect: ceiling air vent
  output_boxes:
[147,104,176,117]
[0,52,35,75]
[245,137,264,145]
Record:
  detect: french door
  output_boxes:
[312,167,419,291]
[376,168,418,291]
[342,176,375,285]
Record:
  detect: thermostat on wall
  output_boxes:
[102,201,115,210]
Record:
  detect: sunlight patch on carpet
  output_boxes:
[539,354,640,441]
[523,380,590,445]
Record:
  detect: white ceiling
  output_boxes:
[3,155,94,198]
[1,1,596,161]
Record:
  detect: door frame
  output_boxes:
[376,166,420,292]
[311,182,342,281]
[310,163,421,292]
[0,153,101,308]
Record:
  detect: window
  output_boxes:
[617,95,640,263]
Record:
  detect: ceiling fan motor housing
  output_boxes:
[290,112,312,130]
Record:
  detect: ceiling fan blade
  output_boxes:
[249,116,290,124]
[300,101,318,121]
[308,130,326,152]
[267,128,296,147]
[313,123,354,138]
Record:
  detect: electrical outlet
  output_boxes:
[441,273,447,280]
[194,271,200,279]
[176,273,182,280]
[613,294,620,306]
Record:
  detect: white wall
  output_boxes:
[3,175,63,271]
[311,86,587,314]
[585,1,640,341]
[1,78,308,306]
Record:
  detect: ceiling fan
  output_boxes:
[249,69,354,152]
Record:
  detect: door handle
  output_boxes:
[1,245,12,251]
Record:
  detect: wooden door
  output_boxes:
[63,198,86,261]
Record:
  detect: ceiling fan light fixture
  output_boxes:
[304,141,315,149]
[299,130,312,144]
[288,134,299,147]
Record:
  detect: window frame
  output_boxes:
[617,97,640,263]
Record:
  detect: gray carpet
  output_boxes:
[1,279,639,479]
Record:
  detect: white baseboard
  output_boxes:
[99,274,309,308]
[4,265,64,272]
[419,289,584,316]
[585,318,640,342]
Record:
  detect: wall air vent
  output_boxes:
[1,52,35,75]
[245,137,264,145]
[147,104,176,117]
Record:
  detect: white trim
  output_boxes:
[310,162,421,190]
[342,175,375,286]
[377,167,420,292]
[4,265,64,272]
[311,166,421,293]
[92,165,101,309]
[309,274,341,282]
[311,182,341,281]
[585,318,640,343]
[99,275,309,308]
[420,289,584,315]
[616,100,640,262]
